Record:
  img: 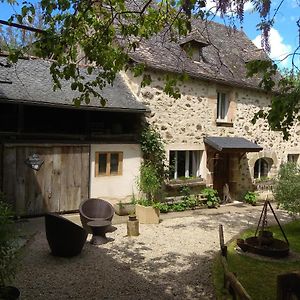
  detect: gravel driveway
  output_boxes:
[14,204,292,300]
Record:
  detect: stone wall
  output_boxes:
[122,70,300,199]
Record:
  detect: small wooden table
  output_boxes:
[87,220,111,245]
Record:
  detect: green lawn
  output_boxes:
[213,220,300,300]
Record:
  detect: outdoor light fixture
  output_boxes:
[24,153,44,171]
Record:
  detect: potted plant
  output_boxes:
[136,125,168,223]
[135,162,161,224]
[113,201,135,216]
[0,196,20,299]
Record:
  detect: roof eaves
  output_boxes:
[0,98,150,113]
[133,61,270,93]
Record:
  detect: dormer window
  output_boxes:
[180,35,209,62]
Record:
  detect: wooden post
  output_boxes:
[219,224,251,299]
[219,224,227,258]
[220,256,252,300]
[277,272,300,300]
[127,216,139,236]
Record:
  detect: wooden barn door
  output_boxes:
[2,144,89,216]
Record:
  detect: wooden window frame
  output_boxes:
[95,151,123,177]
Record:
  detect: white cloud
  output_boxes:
[243,1,254,12]
[205,0,254,15]
[252,28,292,66]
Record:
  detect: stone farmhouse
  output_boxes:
[124,20,300,201]
[0,19,299,216]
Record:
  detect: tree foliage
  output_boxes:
[274,162,300,214]
[0,194,18,286]
[0,0,275,99]
[249,63,300,140]
[1,0,300,137]
[0,3,44,53]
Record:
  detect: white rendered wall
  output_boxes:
[90,144,142,204]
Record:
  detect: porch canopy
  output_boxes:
[204,136,263,153]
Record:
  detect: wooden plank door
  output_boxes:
[213,153,229,200]
[2,145,89,216]
[59,146,89,212]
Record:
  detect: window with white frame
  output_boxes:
[169,150,201,179]
[287,154,299,164]
[217,92,229,121]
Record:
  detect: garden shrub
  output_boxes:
[138,162,161,203]
[244,191,257,205]
[0,194,18,286]
[274,162,300,214]
[202,187,220,208]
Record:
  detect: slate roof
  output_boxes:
[204,136,263,152]
[129,19,278,90]
[0,56,148,112]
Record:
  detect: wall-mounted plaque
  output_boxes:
[24,154,44,171]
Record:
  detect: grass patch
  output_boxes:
[213,220,300,300]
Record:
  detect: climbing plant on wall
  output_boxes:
[139,125,167,201]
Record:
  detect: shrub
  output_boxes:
[139,125,167,203]
[202,187,220,208]
[185,195,198,208]
[171,202,186,211]
[138,162,161,203]
[140,125,167,182]
[153,202,170,213]
[0,194,18,286]
[274,162,300,214]
[244,191,257,205]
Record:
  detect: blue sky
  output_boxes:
[206,0,299,68]
[0,0,298,68]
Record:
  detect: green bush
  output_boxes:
[136,198,152,207]
[274,162,300,214]
[185,195,198,208]
[138,162,161,203]
[153,202,170,213]
[171,202,186,211]
[202,187,220,208]
[140,125,167,182]
[0,194,18,286]
[153,194,200,213]
[244,191,257,205]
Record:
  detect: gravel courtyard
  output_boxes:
[14,204,293,300]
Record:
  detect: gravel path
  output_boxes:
[14,205,293,300]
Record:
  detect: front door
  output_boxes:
[213,153,229,200]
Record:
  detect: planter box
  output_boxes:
[113,203,135,216]
[165,178,206,197]
[135,204,160,224]
[166,178,205,188]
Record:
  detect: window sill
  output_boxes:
[216,120,233,127]
[95,174,122,177]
